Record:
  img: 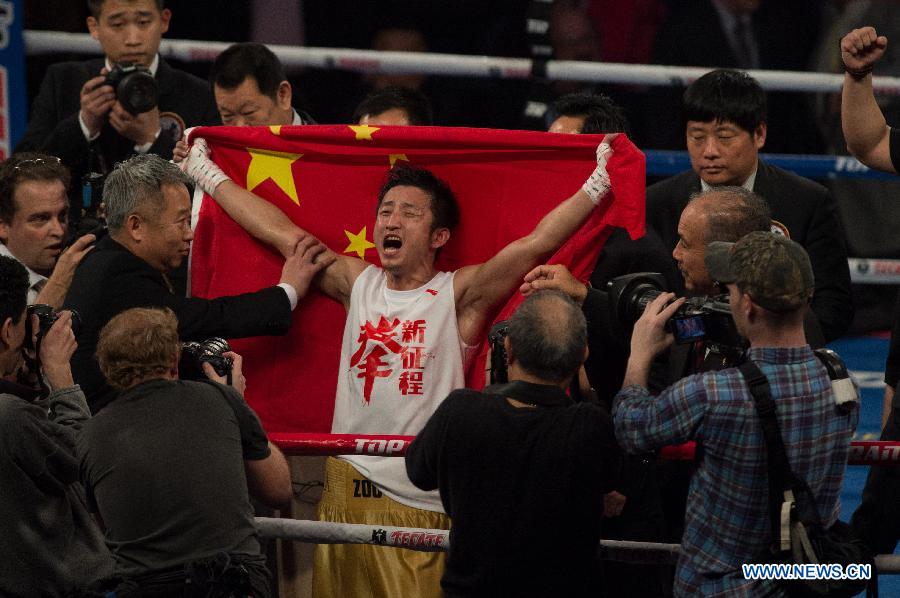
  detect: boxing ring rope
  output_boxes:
[253,517,682,565]
[270,433,900,467]
[23,30,900,95]
[263,435,900,572]
[252,517,900,571]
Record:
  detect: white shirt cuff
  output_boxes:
[277,283,298,310]
[78,112,100,142]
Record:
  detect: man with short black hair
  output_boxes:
[646,69,853,343]
[0,255,112,595]
[614,231,856,596]
[406,290,619,597]
[16,0,218,191]
[0,152,96,307]
[64,154,332,412]
[209,42,314,127]
[78,306,289,596]
[352,86,433,126]
[549,92,629,135]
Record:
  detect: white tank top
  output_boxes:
[333,265,472,511]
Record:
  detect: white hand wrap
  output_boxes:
[180,137,230,195]
[581,140,614,205]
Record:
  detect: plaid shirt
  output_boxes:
[613,346,858,597]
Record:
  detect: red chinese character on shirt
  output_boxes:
[349,316,403,404]
[401,319,426,344]
[355,345,392,404]
[399,371,424,395]
[349,316,402,367]
[401,345,426,370]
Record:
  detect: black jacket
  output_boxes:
[646,161,853,342]
[16,57,218,183]
[64,236,293,413]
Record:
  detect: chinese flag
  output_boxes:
[189,125,644,433]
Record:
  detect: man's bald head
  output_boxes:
[507,290,587,384]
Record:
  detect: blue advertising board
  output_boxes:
[0,0,24,158]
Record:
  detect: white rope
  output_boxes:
[255,517,900,570]
[254,517,682,564]
[24,30,900,95]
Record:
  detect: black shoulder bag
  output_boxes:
[738,360,875,597]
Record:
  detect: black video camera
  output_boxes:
[605,273,746,357]
[105,62,158,115]
[179,337,234,381]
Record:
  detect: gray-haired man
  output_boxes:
[64,154,332,412]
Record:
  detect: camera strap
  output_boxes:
[21,343,50,401]
[738,360,820,548]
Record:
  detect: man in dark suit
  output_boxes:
[646,0,822,154]
[647,69,853,343]
[64,154,332,413]
[16,0,218,200]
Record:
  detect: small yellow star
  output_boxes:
[343,226,376,258]
[349,124,380,141]
[245,148,302,205]
[389,154,409,168]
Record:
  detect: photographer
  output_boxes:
[405,290,619,597]
[613,232,857,596]
[64,154,333,413]
[0,255,112,595]
[524,187,771,398]
[78,307,290,596]
[16,0,218,208]
[522,187,773,593]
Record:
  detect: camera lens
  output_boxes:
[119,72,158,114]
[628,284,663,322]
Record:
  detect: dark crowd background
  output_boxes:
[22,0,900,335]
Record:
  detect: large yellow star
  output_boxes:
[344,226,376,258]
[349,124,380,141]
[389,154,408,168]
[246,148,302,205]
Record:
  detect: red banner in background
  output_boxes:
[189,125,645,433]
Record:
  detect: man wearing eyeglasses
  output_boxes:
[15,0,217,202]
[0,153,96,308]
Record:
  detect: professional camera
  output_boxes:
[179,337,234,381]
[24,304,82,352]
[105,62,158,114]
[606,272,746,357]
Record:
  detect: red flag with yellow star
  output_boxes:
[189,125,644,433]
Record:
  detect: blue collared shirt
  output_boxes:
[613,346,858,597]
